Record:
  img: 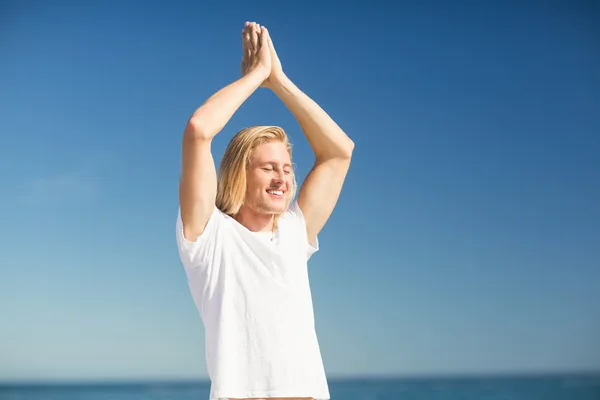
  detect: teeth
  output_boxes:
[268,190,283,196]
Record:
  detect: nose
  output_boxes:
[272,171,285,184]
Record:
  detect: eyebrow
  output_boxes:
[262,161,292,168]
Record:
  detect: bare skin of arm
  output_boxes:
[180,24,271,241]
[264,31,354,243]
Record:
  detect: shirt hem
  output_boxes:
[210,388,330,400]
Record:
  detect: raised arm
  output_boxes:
[264,29,354,243]
[179,23,271,241]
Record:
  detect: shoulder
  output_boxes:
[278,200,310,231]
[281,200,304,221]
[279,200,319,259]
[176,205,230,269]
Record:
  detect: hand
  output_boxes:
[263,27,286,89]
[241,22,271,83]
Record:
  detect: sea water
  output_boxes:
[1,374,599,400]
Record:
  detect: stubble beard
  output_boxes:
[247,192,287,216]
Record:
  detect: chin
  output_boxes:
[266,203,287,214]
[263,199,287,214]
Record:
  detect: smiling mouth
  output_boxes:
[266,189,284,197]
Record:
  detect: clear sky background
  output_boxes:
[1,0,599,383]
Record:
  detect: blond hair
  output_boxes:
[216,125,297,218]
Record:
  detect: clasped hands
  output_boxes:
[241,21,285,89]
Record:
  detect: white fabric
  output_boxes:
[176,201,330,400]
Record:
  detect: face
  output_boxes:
[244,140,293,215]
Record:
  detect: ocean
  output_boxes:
[1,375,599,400]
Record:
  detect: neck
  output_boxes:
[234,206,274,232]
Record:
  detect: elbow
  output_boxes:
[347,138,355,155]
[185,116,215,141]
[316,138,355,162]
[340,138,355,160]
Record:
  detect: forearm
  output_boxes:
[271,75,354,160]
[187,69,266,140]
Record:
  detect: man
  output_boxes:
[176,21,354,400]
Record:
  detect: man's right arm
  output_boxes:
[179,68,267,242]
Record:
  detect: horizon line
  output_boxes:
[2,369,599,387]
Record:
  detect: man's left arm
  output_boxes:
[270,75,354,244]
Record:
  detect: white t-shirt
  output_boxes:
[176,200,330,400]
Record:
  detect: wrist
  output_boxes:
[270,74,299,97]
[244,67,270,86]
[268,72,292,91]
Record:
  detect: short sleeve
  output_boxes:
[175,206,223,270]
[282,200,319,260]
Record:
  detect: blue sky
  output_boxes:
[1,0,599,383]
